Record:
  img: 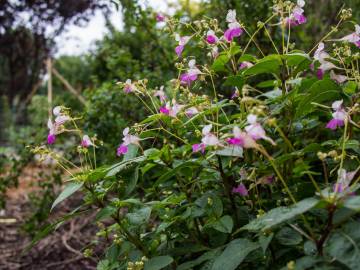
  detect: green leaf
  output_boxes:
[275,227,302,246]
[325,221,360,270]
[127,207,151,225]
[96,206,117,221]
[344,81,357,94]
[209,215,234,233]
[211,238,259,270]
[237,54,257,63]
[144,256,174,270]
[51,182,83,210]
[282,53,311,67]
[105,156,145,177]
[124,166,139,196]
[242,59,280,77]
[296,79,341,118]
[223,75,244,89]
[259,233,274,254]
[154,160,200,186]
[241,197,319,232]
[216,146,243,157]
[212,54,230,72]
[177,249,221,270]
[123,144,139,160]
[343,196,360,211]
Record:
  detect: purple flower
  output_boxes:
[326,119,344,130]
[224,26,243,42]
[326,100,347,130]
[159,106,170,115]
[239,61,253,69]
[180,59,201,86]
[231,90,239,99]
[206,30,218,44]
[117,144,128,156]
[313,43,337,78]
[47,134,56,144]
[227,126,257,149]
[156,13,165,22]
[284,0,307,27]
[175,34,190,57]
[330,70,347,84]
[232,183,248,196]
[81,135,93,148]
[192,143,205,154]
[117,127,140,156]
[316,69,324,80]
[245,114,275,145]
[185,107,199,117]
[201,124,220,146]
[224,10,243,42]
[160,100,184,117]
[154,86,167,102]
[333,168,358,194]
[124,79,136,93]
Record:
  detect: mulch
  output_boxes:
[0,166,103,270]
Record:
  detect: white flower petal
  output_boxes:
[202,124,212,135]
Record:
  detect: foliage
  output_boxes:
[31,1,360,270]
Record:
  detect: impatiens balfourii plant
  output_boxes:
[31,2,360,269]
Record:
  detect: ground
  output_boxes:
[0,165,101,270]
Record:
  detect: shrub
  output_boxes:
[32,2,360,269]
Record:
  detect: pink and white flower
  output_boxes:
[175,34,191,57]
[160,99,184,117]
[47,106,70,144]
[333,168,357,194]
[192,124,220,153]
[227,126,257,149]
[156,12,166,22]
[232,183,248,196]
[245,114,275,145]
[154,86,167,102]
[180,59,202,86]
[326,100,347,130]
[81,135,93,148]
[338,24,360,48]
[117,127,140,156]
[208,46,219,59]
[206,30,218,44]
[185,107,199,117]
[284,0,307,26]
[313,43,337,79]
[224,10,243,42]
[330,70,347,84]
[124,79,137,93]
[239,61,254,69]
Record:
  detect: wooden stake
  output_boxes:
[52,67,86,105]
[47,58,53,117]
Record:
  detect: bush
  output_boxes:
[32,2,360,269]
